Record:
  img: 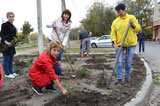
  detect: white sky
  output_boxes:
[0,0,117,36]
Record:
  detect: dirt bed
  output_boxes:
[0,54,146,106]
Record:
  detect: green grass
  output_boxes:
[65,48,114,53]
[16,46,37,51]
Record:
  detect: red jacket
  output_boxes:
[29,51,58,88]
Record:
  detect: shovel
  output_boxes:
[107,23,130,88]
[54,28,76,78]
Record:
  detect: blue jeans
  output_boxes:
[49,39,64,75]
[138,40,145,52]
[54,49,64,76]
[2,50,14,75]
[115,46,136,79]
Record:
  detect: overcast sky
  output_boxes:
[0,0,117,36]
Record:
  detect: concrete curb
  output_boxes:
[124,58,153,106]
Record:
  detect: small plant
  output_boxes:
[71,60,74,64]
[25,59,33,67]
[63,86,73,103]
[78,67,88,78]
[66,86,73,98]
[65,67,71,73]
[91,54,95,59]
[96,75,107,87]
[14,66,20,74]
[106,90,112,95]
[25,76,32,86]
[142,69,146,73]
[17,103,31,106]
[153,75,160,85]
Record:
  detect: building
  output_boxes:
[153,0,160,42]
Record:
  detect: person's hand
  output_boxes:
[62,89,68,96]
[4,40,12,47]
[129,19,134,25]
[55,61,61,66]
[113,42,119,51]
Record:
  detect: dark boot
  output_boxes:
[114,79,122,85]
[125,77,130,83]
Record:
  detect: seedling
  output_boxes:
[153,75,160,85]
[14,66,20,74]
[96,75,107,87]
[97,64,107,87]
[91,54,95,59]
[63,86,73,103]
[25,59,33,67]
[78,67,88,78]
[25,77,32,86]
[71,60,74,64]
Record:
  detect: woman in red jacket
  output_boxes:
[29,40,67,95]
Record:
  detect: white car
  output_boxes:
[91,35,113,48]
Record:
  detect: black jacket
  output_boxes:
[137,30,146,41]
[0,21,17,54]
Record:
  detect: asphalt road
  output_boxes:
[136,41,160,106]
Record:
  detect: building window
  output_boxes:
[158,0,160,4]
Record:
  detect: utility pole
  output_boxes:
[36,0,44,55]
[61,0,71,49]
[61,0,66,11]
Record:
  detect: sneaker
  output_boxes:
[32,86,43,95]
[125,77,130,83]
[5,74,15,79]
[46,87,57,92]
[45,84,57,92]
[12,73,18,77]
[114,79,122,85]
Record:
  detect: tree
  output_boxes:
[70,26,83,40]
[117,0,153,28]
[117,0,153,39]
[21,21,34,42]
[81,1,116,37]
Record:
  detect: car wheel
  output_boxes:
[91,43,97,48]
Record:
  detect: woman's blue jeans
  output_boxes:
[2,51,14,75]
[115,46,136,79]
[49,39,64,75]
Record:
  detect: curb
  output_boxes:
[124,58,153,106]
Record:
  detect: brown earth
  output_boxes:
[0,54,146,106]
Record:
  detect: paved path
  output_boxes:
[136,41,160,106]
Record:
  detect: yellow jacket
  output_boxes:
[111,14,141,47]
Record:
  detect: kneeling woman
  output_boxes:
[29,40,67,95]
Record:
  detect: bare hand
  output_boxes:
[129,19,134,25]
[114,42,119,51]
[62,89,68,96]
[55,61,61,66]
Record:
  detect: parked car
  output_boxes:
[91,35,113,48]
[90,37,99,40]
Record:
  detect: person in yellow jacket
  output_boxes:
[111,3,141,84]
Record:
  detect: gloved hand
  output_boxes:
[4,40,12,47]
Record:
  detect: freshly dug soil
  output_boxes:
[0,54,146,106]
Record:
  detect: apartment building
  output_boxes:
[153,0,160,42]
